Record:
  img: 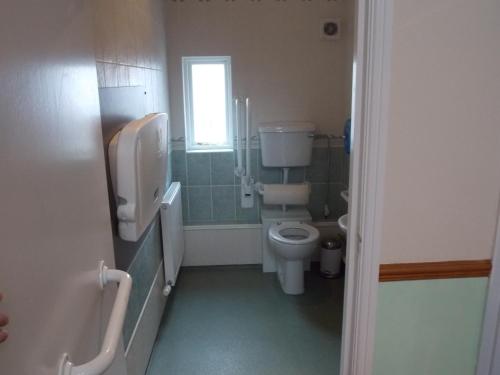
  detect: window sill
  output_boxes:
[186,148,234,154]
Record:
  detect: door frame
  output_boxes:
[339,1,394,374]
[476,199,500,375]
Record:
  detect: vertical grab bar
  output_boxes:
[58,261,132,375]
[234,98,243,176]
[245,97,251,179]
[239,97,254,208]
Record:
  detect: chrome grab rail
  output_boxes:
[58,261,132,375]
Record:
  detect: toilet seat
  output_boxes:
[269,222,319,245]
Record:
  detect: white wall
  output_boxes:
[95,0,170,120]
[165,0,354,139]
[380,0,500,263]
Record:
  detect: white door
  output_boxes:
[0,1,127,375]
[340,1,394,374]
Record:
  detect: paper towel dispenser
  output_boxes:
[108,113,168,241]
[258,183,311,206]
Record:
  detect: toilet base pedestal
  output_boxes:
[277,258,304,295]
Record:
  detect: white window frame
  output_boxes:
[182,56,233,152]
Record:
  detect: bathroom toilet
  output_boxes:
[261,208,319,294]
[269,221,319,294]
[257,122,319,295]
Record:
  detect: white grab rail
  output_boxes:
[58,261,132,375]
[234,96,254,208]
[245,97,251,179]
[234,97,251,179]
[234,98,244,177]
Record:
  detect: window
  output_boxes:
[182,56,233,152]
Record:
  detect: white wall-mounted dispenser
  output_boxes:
[258,183,311,206]
[109,113,168,241]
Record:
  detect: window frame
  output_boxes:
[182,56,233,153]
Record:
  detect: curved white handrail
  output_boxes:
[58,262,132,375]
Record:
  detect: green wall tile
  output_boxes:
[181,186,188,221]
[123,218,163,347]
[172,150,187,186]
[259,166,282,184]
[306,148,329,183]
[211,152,235,186]
[178,146,349,225]
[308,183,328,221]
[328,183,348,219]
[288,167,306,183]
[187,153,211,186]
[329,148,347,184]
[188,186,212,221]
[212,186,236,221]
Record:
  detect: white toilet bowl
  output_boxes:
[268,221,320,295]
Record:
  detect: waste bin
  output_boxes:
[320,237,343,278]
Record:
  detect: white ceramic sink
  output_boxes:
[338,214,348,233]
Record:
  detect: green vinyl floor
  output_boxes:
[146,265,344,375]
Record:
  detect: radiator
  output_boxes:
[160,182,185,295]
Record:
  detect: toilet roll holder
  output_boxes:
[254,168,311,212]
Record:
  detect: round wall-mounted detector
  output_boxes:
[321,19,340,40]
[324,22,338,36]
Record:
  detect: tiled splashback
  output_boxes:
[172,144,349,224]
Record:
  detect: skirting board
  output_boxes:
[125,262,167,375]
[182,222,341,267]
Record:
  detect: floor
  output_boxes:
[146,265,344,375]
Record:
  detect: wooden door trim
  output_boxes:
[379,260,492,282]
